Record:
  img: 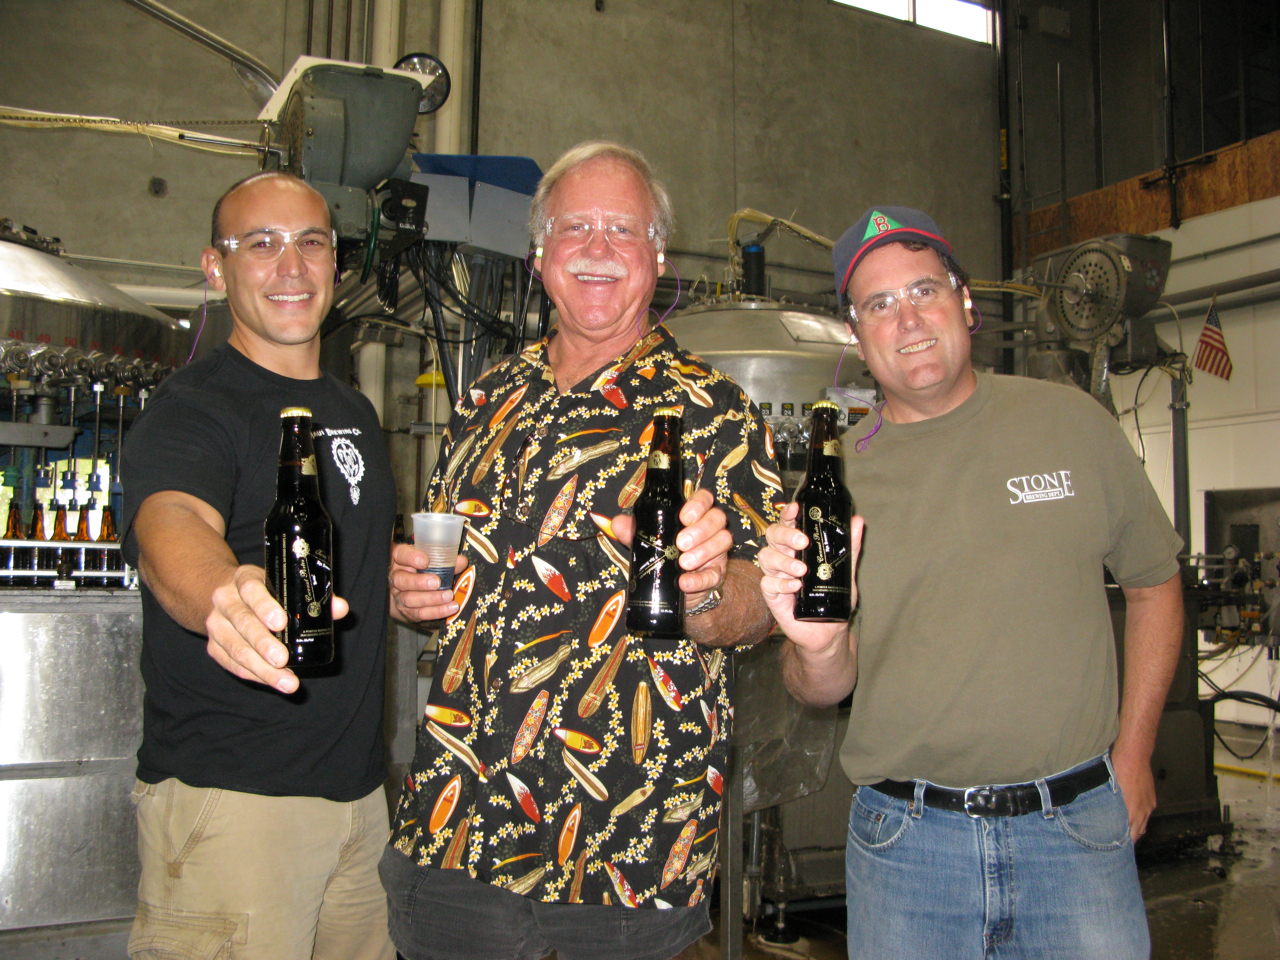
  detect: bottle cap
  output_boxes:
[654,406,682,418]
[812,400,840,412]
[280,406,313,418]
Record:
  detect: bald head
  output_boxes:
[211,172,329,247]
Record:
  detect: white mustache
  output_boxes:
[565,257,628,279]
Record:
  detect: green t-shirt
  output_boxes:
[837,372,1182,787]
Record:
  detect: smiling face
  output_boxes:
[534,156,665,357]
[202,176,334,377]
[846,242,976,423]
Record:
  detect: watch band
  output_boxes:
[687,587,722,617]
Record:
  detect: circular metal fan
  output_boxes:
[1044,240,1128,341]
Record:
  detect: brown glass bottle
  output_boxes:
[50,504,74,580]
[264,407,335,675]
[72,504,93,586]
[0,500,24,587]
[97,505,124,588]
[29,502,54,589]
[794,401,853,622]
[625,407,685,638]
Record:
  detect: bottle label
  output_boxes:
[822,439,842,457]
[291,536,332,609]
[301,455,318,476]
[803,506,850,588]
[648,451,671,470]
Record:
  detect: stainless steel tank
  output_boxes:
[664,300,873,419]
[0,234,189,370]
[664,300,877,487]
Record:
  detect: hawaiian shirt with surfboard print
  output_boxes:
[390,323,781,909]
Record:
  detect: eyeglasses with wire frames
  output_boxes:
[217,227,338,262]
[543,214,657,248]
[846,273,961,326]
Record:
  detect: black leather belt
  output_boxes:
[867,758,1110,818]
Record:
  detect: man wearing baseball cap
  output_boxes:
[759,206,1184,958]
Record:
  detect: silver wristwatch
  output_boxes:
[687,587,722,617]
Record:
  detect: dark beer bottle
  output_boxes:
[72,503,93,586]
[0,499,23,586]
[794,401,853,621]
[264,407,335,675]
[626,407,685,638]
[30,501,54,589]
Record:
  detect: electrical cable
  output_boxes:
[408,243,514,343]
[1201,667,1280,760]
[403,247,496,348]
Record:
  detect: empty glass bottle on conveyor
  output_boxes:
[264,406,335,675]
[72,503,94,586]
[0,499,24,587]
[626,406,685,639]
[793,401,853,622]
[30,501,54,589]
[50,502,74,581]
[94,504,124,588]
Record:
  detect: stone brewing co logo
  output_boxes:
[1006,470,1074,505]
[330,437,365,504]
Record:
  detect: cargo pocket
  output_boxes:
[128,901,244,960]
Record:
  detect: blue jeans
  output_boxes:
[845,754,1149,960]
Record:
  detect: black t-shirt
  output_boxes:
[122,343,396,801]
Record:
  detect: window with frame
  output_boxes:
[831,0,992,44]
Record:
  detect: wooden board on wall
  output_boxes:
[1245,129,1280,203]
[1066,188,1117,247]
[1180,143,1248,222]
[1018,130,1280,257]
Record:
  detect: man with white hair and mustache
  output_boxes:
[379,141,779,960]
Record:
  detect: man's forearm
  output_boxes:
[780,627,858,707]
[1114,573,1184,761]
[685,559,773,648]
[135,494,241,634]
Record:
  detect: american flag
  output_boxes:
[1193,301,1233,381]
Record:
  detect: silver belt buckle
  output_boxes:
[963,785,997,817]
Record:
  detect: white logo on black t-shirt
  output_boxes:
[331,437,366,505]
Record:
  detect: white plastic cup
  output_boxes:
[411,512,467,589]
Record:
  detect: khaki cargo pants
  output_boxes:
[128,778,394,960]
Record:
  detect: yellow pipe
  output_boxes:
[1215,762,1280,781]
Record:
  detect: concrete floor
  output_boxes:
[9,727,1280,960]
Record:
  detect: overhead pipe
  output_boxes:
[993,0,1015,374]
[435,0,468,156]
[356,0,405,425]
[116,0,280,105]
[469,0,483,155]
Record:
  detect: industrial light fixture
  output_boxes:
[394,52,452,115]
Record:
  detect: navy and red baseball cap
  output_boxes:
[833,206,952,304]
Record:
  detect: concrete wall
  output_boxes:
[0,0,303,281]
[477,0,1001,285]
[0,0,1003,516]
